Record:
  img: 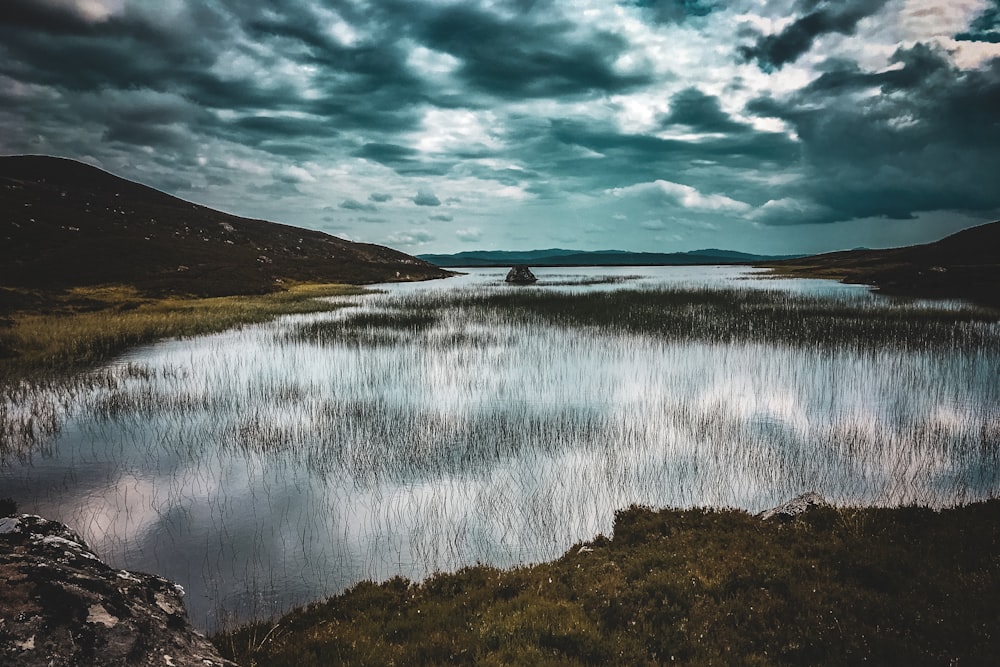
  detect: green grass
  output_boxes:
[213,500,1000,666]
[0,283,363,383]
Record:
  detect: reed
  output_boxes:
[4,269,999,634]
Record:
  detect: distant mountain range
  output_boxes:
[418,248,804,267]
[0,155,451,297]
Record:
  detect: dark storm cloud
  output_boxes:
[410,3,650,98]
[0,0,428,164]
[3,0,998,251]
[241,7,428,127]
[747,44,1000,223]
[352,143,453,176]
[0,2,226,92]
[739,0,889,70]
[232,116,339,141]
[627,0,717,24]
[544,117,797,190]
[956,0,1000,43]
[4,0,100,34]
[661,88,750,134]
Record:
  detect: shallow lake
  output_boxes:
[2,266,999,631]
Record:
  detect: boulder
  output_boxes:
[505,264,537,284]
[0,514,236,667]
[757,492,828,521]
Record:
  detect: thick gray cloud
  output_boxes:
[739,0,890,71]
[628,0,717,24]
[1,0,998,254]
[410,3,650,98]
[957,0,1000,43]
[413,189,442,207]
[661,88,751,134]
[747,44,1000,223]
[340,198,378,212]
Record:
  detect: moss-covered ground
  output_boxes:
[214,500,1000,666]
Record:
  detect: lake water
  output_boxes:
[2,266,998,631]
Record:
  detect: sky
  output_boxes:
[3,0,1000,256]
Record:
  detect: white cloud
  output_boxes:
[898,0,987,43]
[610,180,751,213]
[41,0,124,22]
[315,6,361,47]
[749,197,835,225]
[456,227,483,242]
[277,165,316,184]
[407,44,462,78]
[411,108,503,155]
[387,230,436,246]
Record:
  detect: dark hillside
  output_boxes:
[764,220,1000,306]
[0,155,451,297]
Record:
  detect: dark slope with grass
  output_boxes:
[0,155,451,297]
[215,501,1000,666]
[763,220,1000,306]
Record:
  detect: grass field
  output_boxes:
[213,499,1000,666]
[0,283,362,383]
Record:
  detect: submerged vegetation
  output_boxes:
[0,283,361,459]
[214,500,1000,666]
[3,268,1000,642]
[395,286,1000,351]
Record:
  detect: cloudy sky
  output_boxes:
[3,0,1000,255]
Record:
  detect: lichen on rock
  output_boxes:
[0,514,236,666]
[758,491,829,521]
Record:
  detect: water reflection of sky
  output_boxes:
[1,266,997,632]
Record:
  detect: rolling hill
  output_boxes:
[0,155,451,298]
[762,220,1000,307]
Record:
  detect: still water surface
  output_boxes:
[2,266,998,631]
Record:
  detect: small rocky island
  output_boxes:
[505,264,538,284]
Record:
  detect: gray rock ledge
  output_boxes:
[758,492,829,521]
[0,514,236,667]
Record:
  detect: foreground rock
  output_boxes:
[0,514,236,667]
[505,264,538,284]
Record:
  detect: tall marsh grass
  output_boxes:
[0,283,360,457]
[1,268,998,631]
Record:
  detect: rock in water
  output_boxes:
[505,265,537,284]
[0,514,236,666]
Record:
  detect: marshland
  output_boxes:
[2,265,998,646]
